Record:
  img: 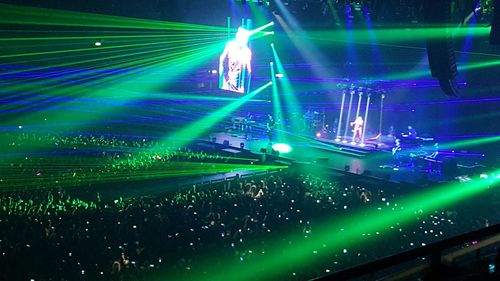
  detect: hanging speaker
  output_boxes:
[423,0,459,96]
[491,0,500,44]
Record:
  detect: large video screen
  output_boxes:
[219,26,252,93]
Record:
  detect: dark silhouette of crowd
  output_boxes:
[1,132,499,281]
[1,170,498,281]
[1,132,235,191]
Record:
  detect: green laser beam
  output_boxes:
[177,173,497,281]
[164,82,273,149]
[0,3,227,31]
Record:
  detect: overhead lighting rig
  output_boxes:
[234,0,270,7]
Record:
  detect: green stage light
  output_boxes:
[173,171,498,281]
[2,37,225,132]
[1,38,210,74]
[272,143,291,153]
[377,56,499,81]
[0,32,229,42]
[250,21,275,35]
[248,1,271,27]
[0,159,287,191]
[439,135,500,151]
[458,59,500,71]
[270,42,304,135]
[0,39,215,59]
[0,3,227,31]
[162,81,273,149]
[273,10,334,80]
[270,60,285,142]
[304,26,491,46]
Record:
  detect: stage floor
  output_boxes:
[209,129,488,185]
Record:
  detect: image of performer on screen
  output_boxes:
[350,116,364,143]
[219,27,252,93]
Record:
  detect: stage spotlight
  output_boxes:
[94,42,102,46]
[316,132,322,138]
[272,143,291,153]
[270,43,274,47]
[275,73,284,79]
[209,69,218,74]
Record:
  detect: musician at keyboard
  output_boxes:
[401,125,417,139]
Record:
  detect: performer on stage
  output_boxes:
[243,112,254,139]
[426,142,440,174]
[388,125,395,137]
[243,112,254,131]
[406,125,417,139]
[266,114,276,143]
[302,108,313,134]
[350,116,364,143]
[392,138,402,166]
[219,27,252,93]
[429,142,439,159]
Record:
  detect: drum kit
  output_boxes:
[303,109,333,137]
[231,116,255,132]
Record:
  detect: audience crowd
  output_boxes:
[0,132,498,281]
[1,132,234,191]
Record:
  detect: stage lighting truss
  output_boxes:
[236,0,494,26]
[235,0,270,7]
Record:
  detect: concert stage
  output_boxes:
[209,128,489,186]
